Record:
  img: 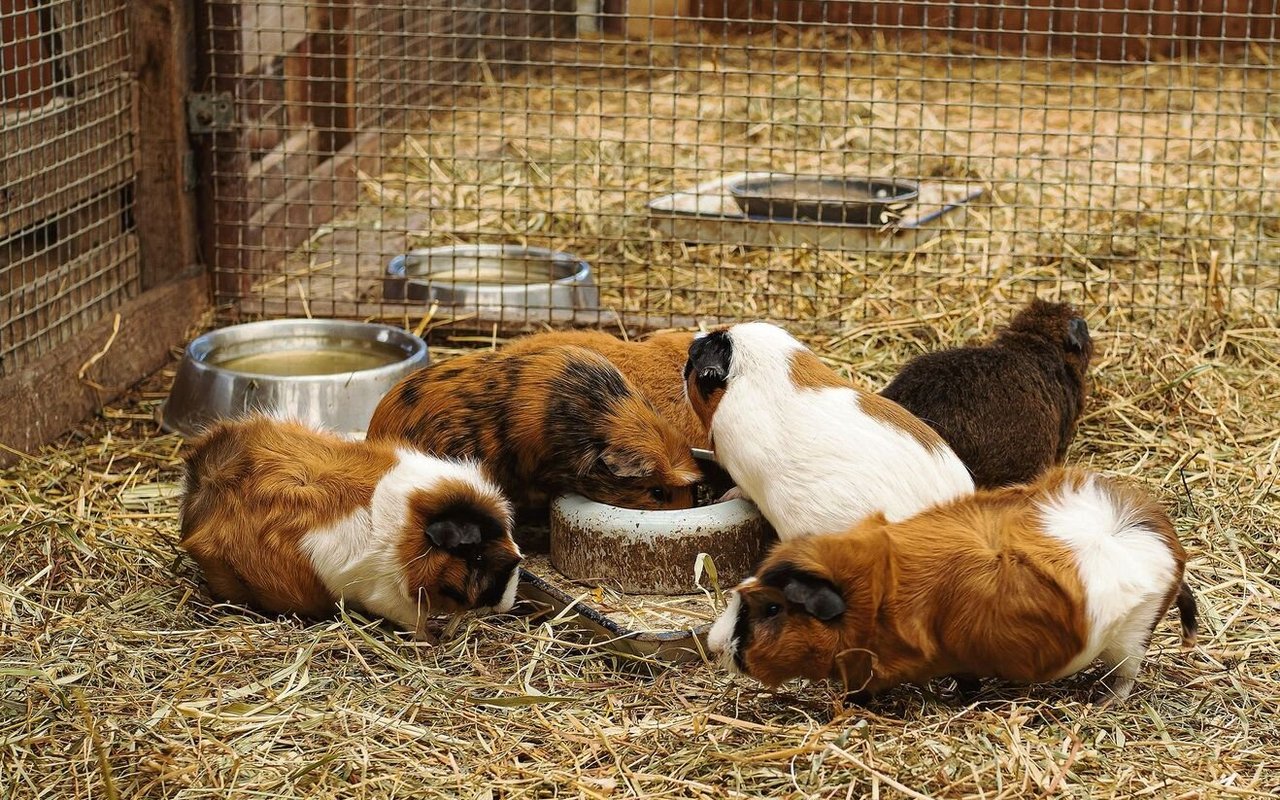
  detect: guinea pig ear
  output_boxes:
[686,332,732,398]
[598,445,658,479]
[783,575,846,621]
[1066,318,1090,353]
[425,518,482,550]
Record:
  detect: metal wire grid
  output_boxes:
[0,0,139,375]
[205,2,1280,333]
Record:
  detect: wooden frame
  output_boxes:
[0,0,205,465]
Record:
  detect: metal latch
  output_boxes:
[186,92,234,134]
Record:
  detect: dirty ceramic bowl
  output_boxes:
[160,319,428,438]
[383,244,599,320]
[549,491,773,596]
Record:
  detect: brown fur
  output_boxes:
[881,300,1094,488]
[367,345,701,510]
[731,469,1187,694]
[504,330,707,448]
[786,349,945,452]
[179,417,393,618]
[179,417,520,623]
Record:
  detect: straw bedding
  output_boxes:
[3,293,1277,797]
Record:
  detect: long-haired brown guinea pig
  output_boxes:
[502,329,705,448]
[178,416,523,638]
[880,299,1094,488]
[684,321,975,540]
[708,467,1197,702]
[367,344,701,510]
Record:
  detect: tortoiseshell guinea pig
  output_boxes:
[368,345,702,511]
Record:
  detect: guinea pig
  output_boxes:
[503,329,706,449]
[880,299,1094,488]
[707,467,1197,702]
[178,416,522,637]
[368,344,701,511]
[684,321,975,540]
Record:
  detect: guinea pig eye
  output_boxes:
[762,602,782,618]
[471,552,484,566]
[648,487,668,503]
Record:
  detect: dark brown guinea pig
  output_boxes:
[178,416,522,638]
[502,329,705,448]
[367,345,701,510]
[880,299,1093,488]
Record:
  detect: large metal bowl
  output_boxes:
[160,319,429,438]
[383,244,599,320]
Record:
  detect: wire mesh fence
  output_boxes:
[1,0,139,375]
[202,1,1279,335]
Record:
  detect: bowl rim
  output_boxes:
[386,243,593,288]
[728,174,921,207]
[551,490,763,529]
[183,318,429,382]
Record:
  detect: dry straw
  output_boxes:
[3,285,1277,797]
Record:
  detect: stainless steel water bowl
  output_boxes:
[160,319,429,438]
[384,245,600,319]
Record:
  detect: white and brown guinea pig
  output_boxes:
[368,344,701,511]
[708,468,1197,701]
[684,322,975,540]
[502,329,706,449]
[178,416,522,637]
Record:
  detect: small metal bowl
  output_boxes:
[383,244,600,319]
[729,175,920,225]
[160,319,429,438]
[549,491,773,596]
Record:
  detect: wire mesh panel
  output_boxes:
[201,0,1279,334]
[1,0,140,373]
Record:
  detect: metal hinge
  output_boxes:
[186,92,234,134]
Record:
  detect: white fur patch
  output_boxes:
[1038,476,1179,680]
[711,324,974,540]
[707,579,752,673]
[301,451,513,631]
[493,566,521,614]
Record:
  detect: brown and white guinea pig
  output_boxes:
[880,299,1094,489]
[502,329,706,449]
[367,344,701,511]
[684,322,975,540]
[708,467,1198,701]
[178,416,522,637]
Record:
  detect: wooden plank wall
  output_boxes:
[696,0,1277,59]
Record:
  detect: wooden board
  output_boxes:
[0,273,208,466]
[130,0,200,290]
[0,0,55,109]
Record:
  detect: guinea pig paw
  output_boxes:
[412,620,443,646]
[717,486,745,503]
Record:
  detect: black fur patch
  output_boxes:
[761,562,846,621]
[475,554,521,608]
[399,378,421,408]
[426,504,507,551]
[732,593,753,672]
[686,331,732,400]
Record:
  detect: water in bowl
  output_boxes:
[215,347,400,376]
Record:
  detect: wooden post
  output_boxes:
[131,0,201,290]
